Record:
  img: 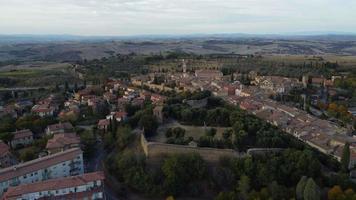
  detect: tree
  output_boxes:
[80,130,96,158]
[162,153,207,195]
[328,185,344,200]
[166,196,175,200]
[296,176,308,200]
[74,82,78,92]
[232,121,244,134]
[222,129,232,140]
[0,132,14,144]
[303,178,320,200]
[268,181,289,200]
[139,114,158,137]
[206,128,217,137]
[236,175,250,200]
[19,147,36,161]
[234,130,248,150]
[116,126,133,150]
[341,143,350,172]
[344,188,355,199]
[215,192,235,200]
[64,81,69,92]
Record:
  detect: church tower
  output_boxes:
[182,59,187,77]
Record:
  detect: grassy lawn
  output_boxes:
[153,121,230,143]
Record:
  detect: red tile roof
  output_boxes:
[0,148,82,182]
[98,119,109,126]
[46,133,80,149]
[47,122,73,132]
[32,104,55,113]
[0,141,10,156]
[3,171,104,199]
[12,129,33,140]
[115,111,127,118]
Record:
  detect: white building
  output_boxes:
[0,148,84,196]
[2,171,105,200]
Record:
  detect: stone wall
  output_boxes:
[140,134,245,162]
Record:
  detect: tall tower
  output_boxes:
[182,59,187,78]
[182,59,187,73]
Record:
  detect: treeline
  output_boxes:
[105,150,356,199]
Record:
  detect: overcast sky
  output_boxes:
[0,0,355,36]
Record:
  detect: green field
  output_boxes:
[0,69,41,77]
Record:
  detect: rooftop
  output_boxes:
[3,171,104,199]
[0,148,82,182]
[0,140,10,156]
[12,129,33,140]
[47,122,73,132]
[46,133,80,150]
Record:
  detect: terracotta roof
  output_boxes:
[98,119,109,126]
[32,104,54,113]
[3,171,104,199]
[46,133,80,149]
[0,140,10,156]
[115,111,127,118]
[12,129,33,140]
[0,148,82,182]
[47,122,73,132]
[311,77,324,84]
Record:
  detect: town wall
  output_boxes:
[140,134,245,162]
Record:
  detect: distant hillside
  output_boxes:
[0,34,356,62]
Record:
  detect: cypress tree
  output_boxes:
[303,178,320,200]
[296,176,307,200]
[108,118,113,134]
[341,143,350,172]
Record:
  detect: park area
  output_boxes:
[151,120,230,143]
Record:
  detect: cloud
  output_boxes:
[0,0,355,35]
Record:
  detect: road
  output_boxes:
[85,136,120,200]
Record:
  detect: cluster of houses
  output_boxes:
[31,95,61,117]
[93,79,166,132]
[130,64,356,174]
[226,88,356,171]
[0,90,107,199]
[0,120,104,199]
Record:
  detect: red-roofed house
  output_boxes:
[150,94,166,105]
[46,122,74,136]
[97,119,110,132]
[46,133,81,154]
[2,171,105,200]
[106,111,127,122]
[31,104,55,117]
[10,130,33,148]
[0,141,17,168]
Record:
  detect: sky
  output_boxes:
[0,0,355,36]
